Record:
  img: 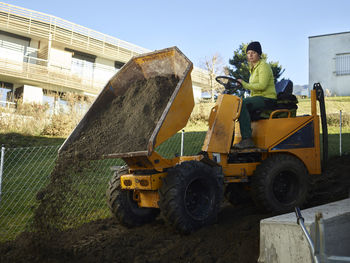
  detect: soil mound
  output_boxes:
[67,74,179,160]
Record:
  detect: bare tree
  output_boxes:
[201,53,225,102]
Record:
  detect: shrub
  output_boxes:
[0,100,50,135]
[189,101,214,124]
[1,93,93,137]
[327,113,350,127]
[41,112,79,137]
[16,99,49,117]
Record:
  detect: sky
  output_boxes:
[4,0,350,85]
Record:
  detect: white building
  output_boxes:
[0,2,209,108]
[309,31,350,96]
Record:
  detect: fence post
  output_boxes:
[0,145,4,203]
[340,110,342,157]
[181,130,184,156]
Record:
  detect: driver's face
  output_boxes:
[247,50,260,65]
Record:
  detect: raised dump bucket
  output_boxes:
[59,47,194,160]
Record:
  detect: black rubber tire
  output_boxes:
[251,154,309,213]
[106,166,159,227]
[158,161,223,234]
[224,183,252,206]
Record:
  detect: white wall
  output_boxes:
[309,32,350,96]
[192,85,202,103]
[93,57,116,85]
[49,47,72,70]
[23,85,43,104]
[0,35,27,64]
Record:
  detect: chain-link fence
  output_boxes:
[1,129,346,242]
[0,146,59,242]
[0,131,206,242]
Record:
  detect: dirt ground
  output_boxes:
[1,154,349,263]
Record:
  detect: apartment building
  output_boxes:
[309,31,350,96]
[0,2,209,109]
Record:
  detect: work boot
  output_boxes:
[233,138,255,149]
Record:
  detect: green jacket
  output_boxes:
[241,60,276,99]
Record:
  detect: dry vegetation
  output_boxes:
[0,95,349,136]
[186,97,350,132]
[0,93,92,137]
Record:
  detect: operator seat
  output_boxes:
[251,79,298,121]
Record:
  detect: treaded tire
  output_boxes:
[106,166,159,227]
[251,154,309,213]
[158,161,223,234]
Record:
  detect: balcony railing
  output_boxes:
[0,100,15,108]
[0,56,107,94]
[0,2,150,63]
[0,47,210,98]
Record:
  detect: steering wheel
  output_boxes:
[215,76,246,97]
[216,76,241,89]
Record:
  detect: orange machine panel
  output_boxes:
[202,94,241,153]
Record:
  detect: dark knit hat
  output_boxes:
[246,41,262,55]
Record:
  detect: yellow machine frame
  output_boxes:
[119,88,322,208]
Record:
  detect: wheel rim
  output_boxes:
[272,171,299,204]
[184,177,214,221]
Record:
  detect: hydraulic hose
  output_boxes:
[313,83,328,170]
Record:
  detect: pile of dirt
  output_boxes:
[67,74,179,160]
[1,155,349,263]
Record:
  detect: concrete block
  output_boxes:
[258,198,350,263]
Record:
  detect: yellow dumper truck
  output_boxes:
[60,47,327,234]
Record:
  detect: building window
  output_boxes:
[71,58,94,78]
[335,53,350,76]
[65,48,96,79]
[115,61,125,70]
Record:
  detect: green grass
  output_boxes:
[326,132,350,156]
[155,131,207,158]
[0,132,65,147]
[57,159,122,229]
[0,149,122,241]
[298,96,350,115]
[0,146,58,241]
